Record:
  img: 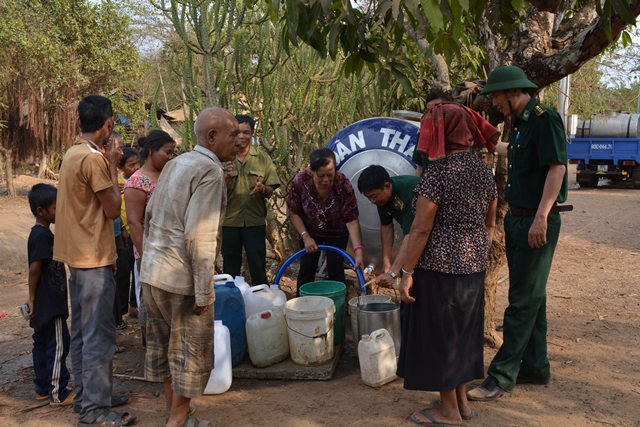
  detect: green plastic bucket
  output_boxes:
[299,281,347,345]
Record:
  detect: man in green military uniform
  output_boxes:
[412,93,442,177]
[222,115,281,285]
[468,66,570,401]
[357,165,421,288]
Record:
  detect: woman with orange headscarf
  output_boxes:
[398,102,499,426]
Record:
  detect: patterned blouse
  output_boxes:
[287,168,359,238]
[124,170,156,259]
[413,151,497,275]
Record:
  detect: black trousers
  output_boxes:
[296,234,349,296]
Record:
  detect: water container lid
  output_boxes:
[224,281,235,288]
[214,320,223,327]
[361,334,371,342]
[261,311,271,319]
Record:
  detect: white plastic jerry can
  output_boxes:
[245,306,290,368]
[243,284,287,317]
[203,320,232,395]
[358,328,398,388]
[213,274,250,295]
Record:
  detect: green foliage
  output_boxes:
[0,0,142,158]
[265,0,638,93]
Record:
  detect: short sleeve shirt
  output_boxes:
[377,175,421,236]
[286,168,359,238]
[413,152,497,275]
[224,145,281,227]
[53,138,117,268]
[28,225,68,332]
[411,149,436,177]
[505,98,569,210]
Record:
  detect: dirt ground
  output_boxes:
[0,174,639,427]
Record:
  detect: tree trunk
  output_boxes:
[37,147,47,179]
[483,152,509,348]
[0,147,17,197]
[266,205,287,263]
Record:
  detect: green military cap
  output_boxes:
[479,65,538,95]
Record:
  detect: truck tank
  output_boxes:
[576,112,640,138]
[324,116,420,274]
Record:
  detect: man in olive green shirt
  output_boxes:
[412,92,442,177]
[357,165,421,288]
[468,66,569,402]
[222,115,280,285]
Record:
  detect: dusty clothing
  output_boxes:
[412,152,497,275]
[140,145,227,307]
[223,145,281,227]
[286,168,359,239]
[53,138,116,268]
[143,284,215,398]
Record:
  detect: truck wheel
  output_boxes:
[577,175,598,188]
[633,171,640,189]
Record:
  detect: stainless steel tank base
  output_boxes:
[356,302,402,358]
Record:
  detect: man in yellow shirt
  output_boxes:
[222,115,280,285]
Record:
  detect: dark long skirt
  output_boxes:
[396,268,485,391]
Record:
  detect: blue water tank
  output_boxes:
[214,281,247,367]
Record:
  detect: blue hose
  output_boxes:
[273,245,367,294]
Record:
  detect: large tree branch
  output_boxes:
[526,0,562,13]
[403,17,451,92]
[552,0,597,49]
[526,2,640,88]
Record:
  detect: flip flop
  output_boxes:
[426,403,474,420]
[182,415,212,427]
[115,345,126,353]
[78,409,135,426]
[51,392,75,406]
[410,410,460,427]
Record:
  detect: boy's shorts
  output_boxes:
[142,283,215,398]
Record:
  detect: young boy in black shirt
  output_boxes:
[25,184,74,405]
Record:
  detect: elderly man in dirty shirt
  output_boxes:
[139,107,240,427]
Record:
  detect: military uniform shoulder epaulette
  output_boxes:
[534,104,547,116]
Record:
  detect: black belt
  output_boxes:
[508,205,573,216]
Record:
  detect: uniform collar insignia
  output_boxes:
[394,195,404,210]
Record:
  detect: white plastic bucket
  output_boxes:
[284,296,336,366]
[347,294,392,357]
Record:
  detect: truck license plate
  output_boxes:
[597,165,608,172]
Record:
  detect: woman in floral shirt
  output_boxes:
[124,130,175,345]
[287,148,364,295]
[397,103,499,426]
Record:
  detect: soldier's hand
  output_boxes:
[375,272,395,288]
[193,303,212,316]
[528,215,548,248]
